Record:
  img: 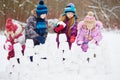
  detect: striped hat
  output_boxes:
[36,0,48,17]
[64,3,76,13]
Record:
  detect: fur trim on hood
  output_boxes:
[31,9,37,17]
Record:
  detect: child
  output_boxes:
[54,3,78,50]
[4,18,25,60]
[25,0,48,45]
[76,11,103,52]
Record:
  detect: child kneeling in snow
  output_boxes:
[4,18,25,60]
[25,0,48,45]
[53,3,78,50]
[76,11,103,52]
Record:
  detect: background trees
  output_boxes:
[0,0,120,30]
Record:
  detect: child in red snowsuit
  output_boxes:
[4,18,25,60]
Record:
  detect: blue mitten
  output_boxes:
[36,36,46,44]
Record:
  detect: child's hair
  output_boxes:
[59,15,75,28]
[59,15,76,36]
[31,9,37,17]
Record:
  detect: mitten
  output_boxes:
[88,36,93,41]
[81,42,88,52]
[4,41,13,52]
[36,36,46,44]
[54,25,64,33]
[70,36,76,43]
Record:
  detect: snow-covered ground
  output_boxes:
[0,30,120,80]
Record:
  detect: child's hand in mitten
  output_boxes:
[54,21,66,33]
[70,36,76,43]
[88,36,93,41]
[54,25,64,33]
[86,35,93,41]
[57,21,66,27]
[4,41,13,52]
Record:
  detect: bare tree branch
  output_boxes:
[111,6,120,11]
[104,8,119,19]
[88,6,99,9]
[0,10,5,15]
[12,0,19,3]
[93,10,99,20]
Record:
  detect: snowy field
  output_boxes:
[0,30,120,80]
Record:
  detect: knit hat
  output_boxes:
[84,11,96,22]
[5,18,14,31]
[5,18,24,40]
[64,3,76,13]
[84,11,96,29]
[63,3,77,19]
[36,0,48,17]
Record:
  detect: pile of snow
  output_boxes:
[0,29,120,80]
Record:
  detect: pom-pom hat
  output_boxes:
[84,11,96,22]
[36,0,48,17]
[64,3,76,13]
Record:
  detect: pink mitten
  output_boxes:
[54,25,64,33]
[4,41,13,52]
[70,36,76,43]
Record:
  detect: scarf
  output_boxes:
[36,18,47,34]
[36,18,47,29]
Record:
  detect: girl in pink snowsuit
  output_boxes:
[76,11,103,52]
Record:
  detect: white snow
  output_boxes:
[0,30,120,80]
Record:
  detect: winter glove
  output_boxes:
[4,41,13,52]
[70,36,76,43]
[54,25,64,33]
[86,35,93,41]
[54,21,66,33]
[36,36,46,44]
[81,42,88,52]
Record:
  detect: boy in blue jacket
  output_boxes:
[25,0,48,45]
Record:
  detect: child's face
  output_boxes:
[85,21,95,30]
[66,12,74,19]
[40,14,47,19]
